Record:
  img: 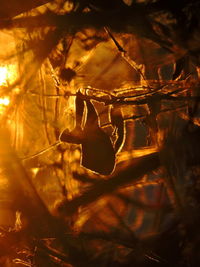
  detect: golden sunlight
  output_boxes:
[0,64,18,111]
[0,96,10,114]
[0,66,7,85]
[0,65,18,86]
[0,65,17,113]
[0,97,10,106]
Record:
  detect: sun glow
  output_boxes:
[0,64,18,109]
[0,97,10,106]
[0,96,10,114]
[0,65,17,113]
[0,65,18,86]
[0,67,7,86]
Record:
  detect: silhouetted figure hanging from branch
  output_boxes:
[60,91,116,175]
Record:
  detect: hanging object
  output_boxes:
[60,92,116,175]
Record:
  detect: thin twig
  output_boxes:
[104,27,149,87]
[21,141,61,161]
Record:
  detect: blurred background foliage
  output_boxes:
[0,0,200,266]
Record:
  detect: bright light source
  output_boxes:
[0,64,18,86]
[0,67,8,86]
[0,96,10,114]
[0,64,18,114]
[0,97,10,106]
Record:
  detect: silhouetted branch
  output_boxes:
[57,152,160,216]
